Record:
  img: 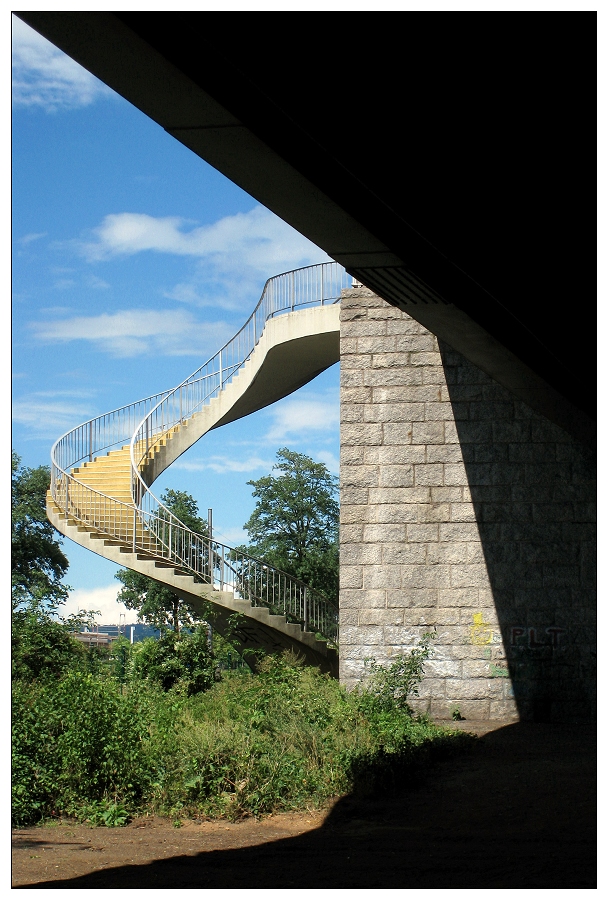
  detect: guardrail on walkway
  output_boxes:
[50,262,349,645]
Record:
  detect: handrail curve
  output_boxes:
[50,262,349,646]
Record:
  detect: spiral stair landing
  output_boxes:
[47,263,348,675]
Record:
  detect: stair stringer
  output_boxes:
[47,497,339,676]
[140,304,340,486]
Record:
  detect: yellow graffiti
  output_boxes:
[470,612,493,645]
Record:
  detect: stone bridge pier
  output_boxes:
[339,287,596,723]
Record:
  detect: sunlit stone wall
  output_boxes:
[339,287,595,722]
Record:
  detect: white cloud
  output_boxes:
[77,205,331,313]
[81,206,329,269]
[39,306,74,315]
[17,231,47,246]
[174,455,272,475]
[265,397,339,441]
[12,391,95,438]
[87,275,111,290]
[12,15,113,112]
[29,309,234,358]
[61,584,139,624]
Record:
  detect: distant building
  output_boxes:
[72,630,118,648]
[71,623,161,646]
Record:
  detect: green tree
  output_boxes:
[11,451,70,612]
[116,489,209,634]
[11,451,100,680]
[12,613,85,681]
[242,448,339,604]
[129,626,218,695]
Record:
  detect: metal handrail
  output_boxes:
[131,261,349,467]
[50,475,338,642]
[50,262,348,646]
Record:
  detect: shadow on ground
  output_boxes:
[16,722,595,890]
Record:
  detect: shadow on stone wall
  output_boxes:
[440,341,596,723]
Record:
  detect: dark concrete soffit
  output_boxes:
[15,12,595,445]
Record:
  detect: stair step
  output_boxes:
[48,347,338,668]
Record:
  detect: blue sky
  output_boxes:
[11,15,340,623]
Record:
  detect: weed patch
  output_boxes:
[12,650,473,827]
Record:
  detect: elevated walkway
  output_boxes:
[48,263,347,675]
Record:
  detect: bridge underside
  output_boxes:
[16,13,596,443]
[21,14,596,720]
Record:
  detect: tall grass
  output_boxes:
[12,652,472,826]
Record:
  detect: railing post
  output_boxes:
[132,508,136,553]
[179,386,182,423]
[145,418,149,455]
[303,587,308,633]
[219,350,223,389]
[89,421,93,462]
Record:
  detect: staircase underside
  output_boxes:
[48,303,340,675]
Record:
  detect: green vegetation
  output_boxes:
[12,640,472,828]
[240,448,339,605]
[12,608,86,681]
[11,451,102,682]
[12,449,472,829]
[12,451,70,613]
[128,627,218,695]
[116,489,210,634]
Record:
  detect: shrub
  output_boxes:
[129,627,217,695]
[12,640,473,827]
[11,609,86,681]
[150,646,471,820]
[155,656,363,818]
[12,673,161,826]
[356,631,436,714]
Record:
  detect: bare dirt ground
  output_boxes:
[12,720,596,890]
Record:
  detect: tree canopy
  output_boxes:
[12,451,70,612]
[242,448,339,604]
[116,489,209,633]
[11,450,98,680]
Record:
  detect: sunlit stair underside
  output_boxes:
[48,264,348,675]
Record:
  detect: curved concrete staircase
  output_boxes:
[47,263,348,675]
